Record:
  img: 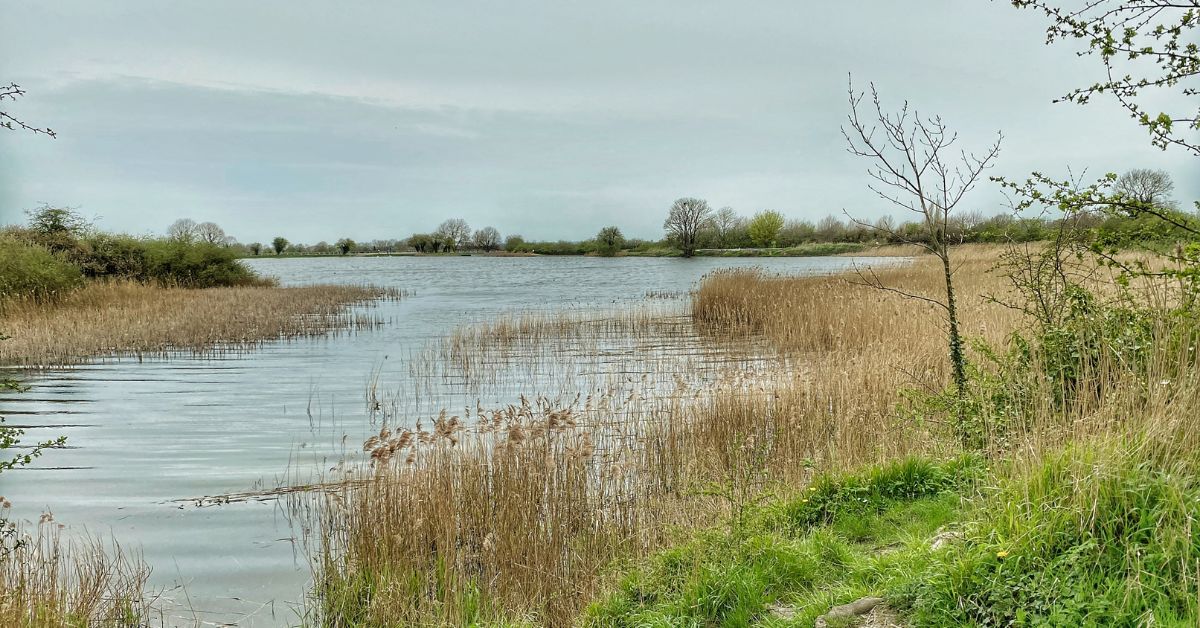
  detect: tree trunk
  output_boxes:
[940,243,969,444]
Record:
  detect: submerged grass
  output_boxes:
[0,280,403,366]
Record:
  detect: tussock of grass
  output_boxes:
[905,433,1200,625]
[0,280,401,366]
[0,513,150,627]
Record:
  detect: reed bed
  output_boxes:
[0,280,404,367]
[411,304,769,397]
[0,510,151,626]
[297,246,1031,626]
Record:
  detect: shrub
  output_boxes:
[141,240,267,288]
[0,237,84,304]
[74,233,149,279]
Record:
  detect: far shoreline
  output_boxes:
[240,242,922,260]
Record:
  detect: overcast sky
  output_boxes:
[1,1,1195,244]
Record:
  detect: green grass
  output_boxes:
[902,439,1200,626]
[583,457,979,627]
[581,444,1200,627]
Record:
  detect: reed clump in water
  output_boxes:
[0,280,404,366]
[0,508,151,626]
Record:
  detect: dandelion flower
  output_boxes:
[996,550,1010,558]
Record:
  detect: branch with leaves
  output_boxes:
[996,170,1200,305]
[1013,0,1199,154]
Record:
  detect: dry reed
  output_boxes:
[0,280,403,367]
[298,245,1028,626]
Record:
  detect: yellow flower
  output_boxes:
[996,550,1010,558]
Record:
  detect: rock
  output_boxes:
[768,602,797,620]
[929,529,964,550]
[814,596,884,628]
[859,604,904,628]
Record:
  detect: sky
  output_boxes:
[1,1,1195,244]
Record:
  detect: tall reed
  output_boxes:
[298,247,1024,625]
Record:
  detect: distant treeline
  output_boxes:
[255,206,1199,258]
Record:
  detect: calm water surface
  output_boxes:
[1,255,901,626]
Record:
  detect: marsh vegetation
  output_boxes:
[292,236,1200,626]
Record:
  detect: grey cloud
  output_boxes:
[1,1,1195,243]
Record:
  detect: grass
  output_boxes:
[584,457,978,627]
[0,280,403,366]
[695,243,870,257]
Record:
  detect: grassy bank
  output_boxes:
[0,280,401,366]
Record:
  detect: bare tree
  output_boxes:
[712,206,739,247]
[473,226,501,252]
[1114,168,1176,208]
[1,83,55,137]
[815,215,848,242]
[167,218,199,242]
[842,78,1002,440]
[435,218,472,251]
[664,197,713,257]
[196,221,228,245]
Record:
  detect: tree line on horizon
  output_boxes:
[238,168,1190,257]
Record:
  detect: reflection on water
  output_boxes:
[0,254,902,626]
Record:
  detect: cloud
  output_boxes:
[1,1,1195,243]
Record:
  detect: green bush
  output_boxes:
[141,240,266,288]
[0,237,84,303]
[74,233,150,279]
